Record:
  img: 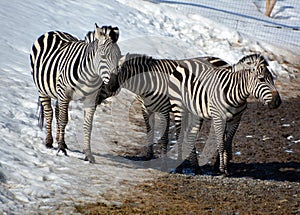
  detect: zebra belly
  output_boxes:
[71,81,102,106]
[35,79,58,99]
[71,86,98,101]
[181,87,212,120]
[185,100,212,120]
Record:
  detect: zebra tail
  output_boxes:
[37,98,44,130]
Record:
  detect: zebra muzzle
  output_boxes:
[106,73,120,92]
[268,91,281,109]
[103,77,110,85]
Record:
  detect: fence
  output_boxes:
[154,0,300,62]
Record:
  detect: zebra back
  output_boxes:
[200,56,229,67]
[84,31,95,43]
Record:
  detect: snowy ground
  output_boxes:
[0,0,299,213]
[150,0,300,58]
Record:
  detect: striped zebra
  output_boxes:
[169,54,281,175]
[30,24,121,163]
[98,54,229,160]
[139,56,229,158]
[102,54,281,174]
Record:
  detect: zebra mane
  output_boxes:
[239,54,268,66]
[84,25,119,43]
[233,54,268,72]
[84,31,94,43]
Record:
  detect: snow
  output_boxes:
[0,0,299,213]
[152,0,300,56]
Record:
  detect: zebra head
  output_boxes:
[96,54,145,104]
[241,54,281,109]
[94,23,121,84]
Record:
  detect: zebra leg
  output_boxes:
[171,104,184,161]
[57,99,70,156]
[175,112,201,174]
[55,101,61,143]
[176,109,188,162]
[173,106,182,141]
[213,118,227,175]
[158,111,170,155]
[39,95,54,148]
[223,115,242,172]
[185,117,202,174]
[199,123,218,166]
[83,106,96,163]
[142,108,155,159]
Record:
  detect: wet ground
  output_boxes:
[76,78,300,214]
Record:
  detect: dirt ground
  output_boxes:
[76,78,300,214]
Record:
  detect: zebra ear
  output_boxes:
[100,25,119,43]
[94,23,106,43]
[109,27,119,43]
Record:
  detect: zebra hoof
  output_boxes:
[84,155,95,163]
[57,142,68,156]
[145,145,154,160]
[45,137,53,148]
[45,143,53,149]
[218,167,229,177]
[223,170,229,177]
[145,151,155,160]
[60,142,68,150]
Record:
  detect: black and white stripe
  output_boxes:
[169,54,281,174]
[30,24,121,163]
[98,54,229,159]
[100,54,281,175]
[84,25,119,44]
[110,54,176,156]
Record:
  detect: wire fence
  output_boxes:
[155,0,300,56]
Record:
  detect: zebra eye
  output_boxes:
[258,77,265,82]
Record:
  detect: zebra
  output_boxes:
[169,54,281,175]
[138,56,229,158]
[30,24,121,163]
[98,54,229,160]
[102,54,281,174]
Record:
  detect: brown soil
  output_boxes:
[76,78,300,214]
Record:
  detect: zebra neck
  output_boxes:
[78,41,99,82]
[224,68,250,106]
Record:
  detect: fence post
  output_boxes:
[265,0,277,17]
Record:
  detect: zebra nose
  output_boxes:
[103,77,110,85]
[268,91,281,109]
[107,73,119,92]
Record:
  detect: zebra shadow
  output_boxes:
[226,162,300,182]
[99,152,192,173]
[100,152,300,182]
